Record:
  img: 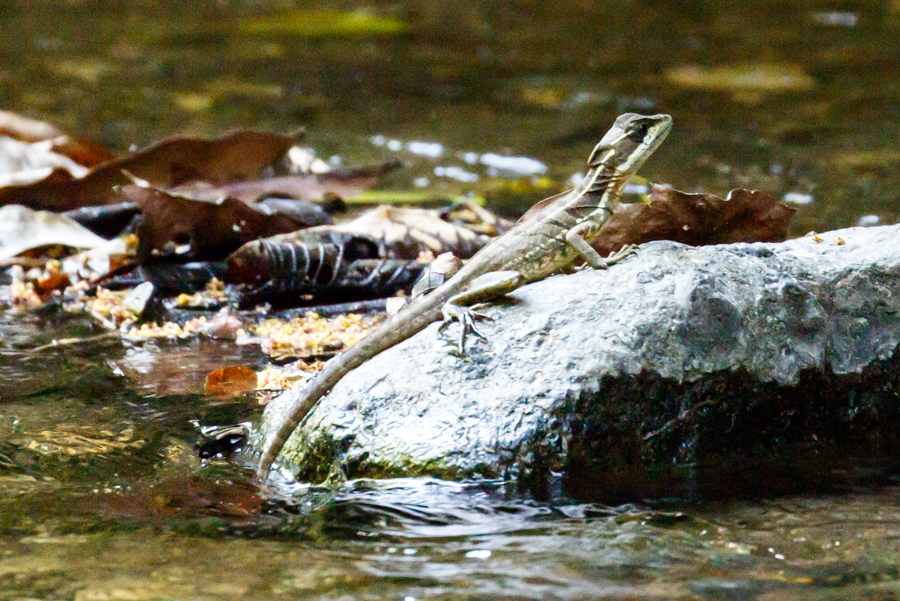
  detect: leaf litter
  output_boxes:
[0,110,796,401]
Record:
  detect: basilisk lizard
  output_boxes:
[256,113,673,480]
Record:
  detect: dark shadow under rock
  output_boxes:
[254,225,900,502]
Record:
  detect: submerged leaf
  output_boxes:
[205,366,258,396]
[665,64,816,92]
[242,9,408,37]
[99,476,262,519]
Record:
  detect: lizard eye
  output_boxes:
[628,122,650,143]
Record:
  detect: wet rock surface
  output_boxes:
[257,224,900,501]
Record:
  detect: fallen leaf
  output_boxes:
[174,160,401,203]
[0,137,89,183]
[0,128,302,212]
[0,110,63,143]
[0,204,110,263]
[0,109,115,167]
[61,234,137,281]
[590,186,795,257]
[328,204,493,259]
[205,366,258,396]
[224,204,493,306]
[120,181,329,262]
[62,202,141,239]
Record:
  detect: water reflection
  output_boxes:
[4,472,900,599]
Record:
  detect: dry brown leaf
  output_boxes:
[176,160,401,203]
[329,204,493,260]
[121,183,327,262]
[590,186,795,257]
[0,109,115,167]
[0,128,302,212]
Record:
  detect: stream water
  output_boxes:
[3,1,900,599]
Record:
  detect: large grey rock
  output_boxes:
[257,224,900,501]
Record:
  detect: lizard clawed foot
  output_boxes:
[576,243,640,271]
[604,243,639,267]
[438,305,492,355]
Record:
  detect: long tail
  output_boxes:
[255,291,447,479]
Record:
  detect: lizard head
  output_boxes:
[587,113,673,176]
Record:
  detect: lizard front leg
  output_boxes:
[565,221,637,269]
[438,270,524,354]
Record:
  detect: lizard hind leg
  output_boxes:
[437,270,524,355]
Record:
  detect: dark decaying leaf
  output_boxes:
[231,246,425,308]
[226,230,384,287]
[62,202,141,238]
[121,183,330,262]
[174,160,402,204]
[225,229,420,308]
[224,204,494,307]
[99,262,226,298]
[0,109,115,167]
[0,128,302,212]
[590,186,795,257]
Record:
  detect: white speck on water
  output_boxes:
[407,141,444,158]
[568,91,596,106]
[812,11,857,27]
[480,153,547,176]
[403,548,417,555]
[623,182,649,195]
[435,165,479,182]
[386,139,403,151]
[370,135,386,146]
[857,214,880,227]
[413,177,429,188]
[465,549,492,559]
[783,192,814,205]
[461,151,480,164]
